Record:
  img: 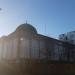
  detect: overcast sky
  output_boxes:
[0,0,75,38]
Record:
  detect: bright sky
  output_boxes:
[0,0,75,39]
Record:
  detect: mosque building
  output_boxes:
[0,23,75,63]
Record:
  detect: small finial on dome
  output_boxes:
[26,20,27,24]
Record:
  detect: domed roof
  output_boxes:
[16,23,37,34]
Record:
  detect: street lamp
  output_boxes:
[0,8,2,11]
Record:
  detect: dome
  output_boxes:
[16,23,37,34]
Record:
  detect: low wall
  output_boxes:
[0,60,75,75]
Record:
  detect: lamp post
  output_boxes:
[0,8,2,11]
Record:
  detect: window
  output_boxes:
[70,34,74,38]
[65,36,68,40]
[70,40,74,43]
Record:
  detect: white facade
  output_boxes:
[59,31,75,45]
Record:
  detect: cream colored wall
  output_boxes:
[0,36,48,61]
